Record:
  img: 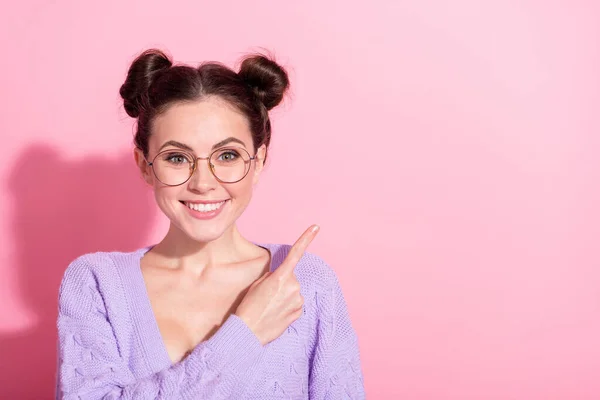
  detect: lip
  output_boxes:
[181,199,228,220]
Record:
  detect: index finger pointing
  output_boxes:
[275,224,320,278]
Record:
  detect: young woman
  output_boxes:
[56,49,365,399]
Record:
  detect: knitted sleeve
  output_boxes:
[56,257,262,400]
[308,271,366,399]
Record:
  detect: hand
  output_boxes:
[235,224,320,345]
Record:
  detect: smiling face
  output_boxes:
[134,96,266,243]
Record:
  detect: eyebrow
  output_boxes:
[158,137,247,152]
[158,140,194,152]
[212,137,246,149]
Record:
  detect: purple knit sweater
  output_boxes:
[56,243,365,399]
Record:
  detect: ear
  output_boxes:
[252,145,267,185]
[133,148,154,186]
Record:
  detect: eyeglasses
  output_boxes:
[146,147,257,186]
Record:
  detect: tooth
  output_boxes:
[186,201,226,212]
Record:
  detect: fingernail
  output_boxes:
[312,225,320,232]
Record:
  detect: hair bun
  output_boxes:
[238,54,289,111]
[119,49,173,118]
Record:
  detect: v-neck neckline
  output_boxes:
[126,243,276,371]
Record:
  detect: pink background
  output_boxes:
[1,1,599,398]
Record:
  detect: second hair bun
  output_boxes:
[238,55,289,111]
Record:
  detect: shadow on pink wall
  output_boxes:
[0,144,156,399]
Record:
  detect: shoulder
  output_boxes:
[58,249,144,305]
[61,252,113,279]
[264,243,338,292]
[61,250,122,284]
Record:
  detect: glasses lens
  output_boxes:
[210,147,251,183]
[152,150,194,186]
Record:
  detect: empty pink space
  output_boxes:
[1,1,599,398]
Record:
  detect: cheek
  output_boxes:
[152,185,184,208]
[228,179,254,202]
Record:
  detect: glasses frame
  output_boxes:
[146,147,257,186]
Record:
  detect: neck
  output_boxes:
[150,223,254,274]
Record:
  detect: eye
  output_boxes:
[162,152,191,165]
[216,150,240,162]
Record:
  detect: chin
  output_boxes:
[169,215,228,244]
[185,222,231,242]
[184,230,226,243]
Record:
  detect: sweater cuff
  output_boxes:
[181,315,263,397]
[206,314,263,375]
[184,314,262,385]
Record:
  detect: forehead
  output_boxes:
[150,97,252,152]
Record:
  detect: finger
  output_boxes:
[252,271,271,287]
[287,307,303,324]
[274,224,320,278]
[294,294,304,311]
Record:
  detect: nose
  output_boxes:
[187,157,217,193]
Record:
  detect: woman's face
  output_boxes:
[135,97,266,243]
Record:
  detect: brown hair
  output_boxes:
[119,49,290,161]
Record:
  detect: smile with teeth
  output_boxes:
[184,201,227,213]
